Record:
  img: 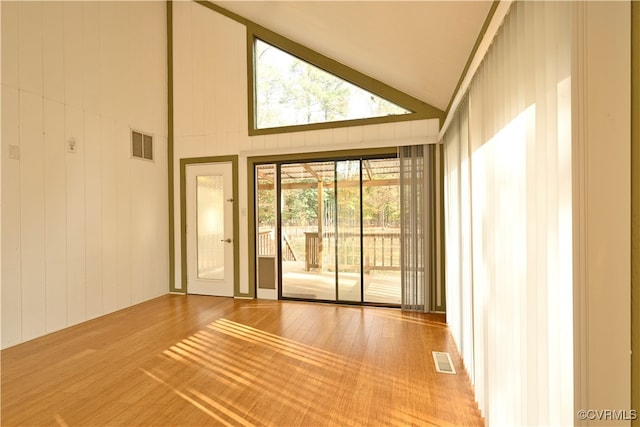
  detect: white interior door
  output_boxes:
[186,162,234,296]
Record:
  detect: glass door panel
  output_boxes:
[362,159,401,304]
[256,164,277,293]
[280,162,335,300]
[336,160,361,302]
[196,175,225,280]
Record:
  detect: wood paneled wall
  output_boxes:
[1,1,169,349]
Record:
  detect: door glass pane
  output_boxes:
[336,160,361,302]
[197,175,224,280]
[256,164,277,290]
[281,162,335,300]
[362,159,401,304]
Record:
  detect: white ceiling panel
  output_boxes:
[213,1,493,111]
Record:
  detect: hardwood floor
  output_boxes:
[1,295,484,426]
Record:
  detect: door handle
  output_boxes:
[221,238,232,243]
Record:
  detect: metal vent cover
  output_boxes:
[432,351,456,374]
[131,130,153,161]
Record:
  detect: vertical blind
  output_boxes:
[400,145,436,312]
[400,145,426,311]
[443,1,574,425]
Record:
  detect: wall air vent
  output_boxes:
[432,351,456,374]
[131,130,153,161]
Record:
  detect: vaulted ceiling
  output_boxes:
[214,1,494,113]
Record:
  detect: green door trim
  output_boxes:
[167,0,177,293]
[179,156,241,297]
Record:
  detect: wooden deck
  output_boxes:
[282,260,401,304]
[1,295,484,426]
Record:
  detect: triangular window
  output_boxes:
[253,38,413,131]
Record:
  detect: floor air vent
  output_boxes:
[432,351,456,374]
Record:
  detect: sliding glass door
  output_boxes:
[256,155,401,306]
[280,161,335,300]
[336,160,362,302]
[362,159,401,304]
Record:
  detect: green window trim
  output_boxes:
[253,38,413,131]
[246,24,445,136]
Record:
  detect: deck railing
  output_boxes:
[259,229,401,271]
[258,230,275,256]
[258,229,297,261]
[304,231,401,272]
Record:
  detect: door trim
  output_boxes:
[180,156,239,296]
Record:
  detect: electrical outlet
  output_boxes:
[8,145,20,160]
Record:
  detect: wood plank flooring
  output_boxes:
[1,295,484,426]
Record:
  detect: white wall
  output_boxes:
[1,1,169,349]
[574,2,631,422]
[172,1,439,296]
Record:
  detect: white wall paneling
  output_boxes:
[1,85,22,347]
[63,2,83,111]
[19,91,46,341]
[1,1,169,348]
[42,2,64,104]
[116,123,132,309]
[65,105,87,326]
[44,99,68,332]
[84,111,103,320]
[99,2,126,127]
[1,1,19,89]
[130,151,143,305]
[82,2,101,115]
[150,135,170,298]
[575,1,632,419]
[17,2,42,96]
[100,116,119,314]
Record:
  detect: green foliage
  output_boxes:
[256,42,350,128]
[281,186,320,226]
[282,61,350,124]
[254,39,411,130]
[257,187,275,226]
[363,184,400,227]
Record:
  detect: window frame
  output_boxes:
[247,24,445,136]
